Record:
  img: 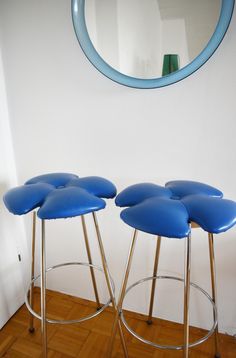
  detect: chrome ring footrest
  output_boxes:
[120,275,217,350]
[25,262,115,325]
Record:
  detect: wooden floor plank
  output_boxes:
[5,338,42,357]
[0,289,236,357]
[0,332,16,357]
[48,325,90,357]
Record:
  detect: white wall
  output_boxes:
[0,0,235,335]
[0,42,29,328]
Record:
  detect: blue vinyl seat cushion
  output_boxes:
[3,183,54,215]
[66,176,117,198]
[181,195,236,234]
[115,183,172,207]
[165,180,223,199]
[121,197,190,238]
[117,180,236,237]
[25,172,78,188]
[37,187,106,219]
[3,173,116,220]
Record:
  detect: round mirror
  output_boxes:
[72,0,234,88]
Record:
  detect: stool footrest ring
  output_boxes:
[120,275,217,351]
[25,262,115,325]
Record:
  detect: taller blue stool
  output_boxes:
[3,173,128,357]
[108,180,236,358]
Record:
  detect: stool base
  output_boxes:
[25,262,114,325]
[120,275,217,351]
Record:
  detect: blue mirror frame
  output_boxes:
[72,0,234,89]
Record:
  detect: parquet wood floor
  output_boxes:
[0,288,235,357]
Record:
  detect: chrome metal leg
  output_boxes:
[208,233,221,358]
[81,215,101,309]
[29,211,36,333]
[107,228,138,358]
[41,220,47,357]
[92,212,131,358]
[183,233,191,358]
[147,236,162,325]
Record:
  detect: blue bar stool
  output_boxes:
[108,180,236,358]
[3,173,128,357]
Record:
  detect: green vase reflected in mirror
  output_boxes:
[162,54,180,76]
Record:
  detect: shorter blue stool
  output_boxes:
[108,180,236,358]
[3,173,128,357]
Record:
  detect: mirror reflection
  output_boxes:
[85,0,221,79]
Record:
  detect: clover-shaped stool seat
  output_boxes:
[108,180,236,358]
[3,173,128,358]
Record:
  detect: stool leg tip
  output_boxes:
[96,306,101,311]
[215,354,221,358]
[146,320,153,325]
[28,327,35,333]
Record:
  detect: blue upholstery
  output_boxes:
[121,197,190,238]
[115,183,172,207]
[165,180,223,199]
[3,183,54,215]
[117,180,236,237]
[182,195,236,234]
[38,187,105,219]
[3,173,116,220]
[66,176,117,198]
[25,173,78,187]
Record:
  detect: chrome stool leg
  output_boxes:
[208,233,221,358]
[81,215,101,309]
[183,232,191,358]
[147,236,162,325]
[41,220,47,357]
[29,211,36,333]
[92,212,130,358]
[107,228,138,358]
